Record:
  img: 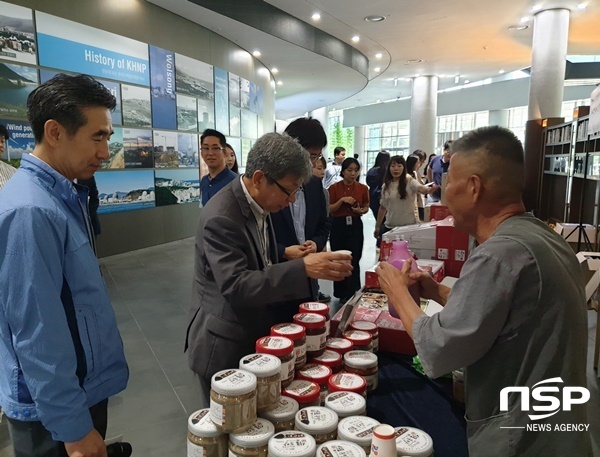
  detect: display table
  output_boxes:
[366,352,469,457]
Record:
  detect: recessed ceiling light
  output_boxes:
[454,75,460,83]
[365,15,386,22]
[277,81,283,86]
[464,80,470,84]
[374,67,381,72]
[375,52,383,59]
[520,16,531,23]
[577,2,588,8]
[252,50,261,57]
[352,35,360,43]
[499,69,505,74]
[532,4,543,11]
[271,67,279,74]
[509,24,530,30]
[407,59,424,64]
[312,13,321,20]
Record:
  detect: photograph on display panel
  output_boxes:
[176,94,197,132]
[0,62,38,119]
[240,77,250,110]
[0,118,34,161]
[121,84,151,128]
[197,98,215,132]
[177,132,199,168]
[241,109,258,140]
[123,128,153,168]
[153,130,179,168]
[175,53,213,100]
[149,45,176,130]
[0,1,37,65]
[228,73,240,108]
[155,168,200,206]
[248,82,263,115]
[229,105,241,137]
[96,170,155,214]
[102,127,124,169]
[214,67,229,135]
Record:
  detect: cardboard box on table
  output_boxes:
[423,204,450,222]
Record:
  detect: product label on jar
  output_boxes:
[350,321,377,332]
[364,373,378,391]
[297,407,337,431]
[372,337,379,352]
[318,441,365,457]
[294,343,307,364]
[330,373,366,390]
[324,320,330,336]
[213,369,256,392]
[272,323,304,337]
[344,351,377,368]
[210,399,225,426]
[299,363,330,380]
[343,330,371,345]
[280,357,295,381]
[258,336,293,350]
[339,417,379,441]
[313,350,342,365]
[189,408,220,434]
[187,441,205,457]
[240,353,281,376]
[284,380,319,398]
[260,396,299,420]
[326,391,365,413]
[301,302,328,313]
[306,333,327,352]
[232,418,275,443]
[269,431,316,456]
[394,427,433,452]
[327,338,352,351]
[295,312,325,324]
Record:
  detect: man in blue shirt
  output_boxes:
[0,74,128,457]
[200,129,237,205]
[427,140,453,202]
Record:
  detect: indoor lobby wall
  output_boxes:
[7,0,275,257]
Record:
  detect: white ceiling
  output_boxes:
[149,0,600,119]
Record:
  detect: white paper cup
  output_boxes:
[333,250,352,264]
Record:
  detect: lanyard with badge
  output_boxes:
[344,182,355,226]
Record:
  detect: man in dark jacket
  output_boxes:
[271,117,332,302]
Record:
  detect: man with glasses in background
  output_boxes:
[199,128,237,205]
[271,117,332,302]
[186,132,352,405]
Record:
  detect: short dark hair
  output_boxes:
[411,149,426,160]
[340,157,360,178]
[284,117,327,149]
[27,74,116,143]
[451,126,523,165]
[201,129,226,148]
[0,124,8,140]
[443,140,454,151]
[334,146,346,157]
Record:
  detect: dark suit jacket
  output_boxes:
[271,175,331,258]
[185,178,312,380]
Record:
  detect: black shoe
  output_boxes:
[318,292,331,303]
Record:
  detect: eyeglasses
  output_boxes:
[265,174,301,199]
[201,146,225,152]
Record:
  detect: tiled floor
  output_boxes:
[1,211,599,456]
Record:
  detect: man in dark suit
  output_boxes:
[271,117,331,302]
[186,132,352,403]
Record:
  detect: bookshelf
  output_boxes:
[540,117,571,222]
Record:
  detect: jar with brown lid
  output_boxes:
[271,323,307,369]
[229,418,275,457]
[325,338,354,356]
[295,406,339,445]
[239,353,281,410]
[187,409,228,457]
[299,302,331,336]
[342,330,372,352]
[349,321,379,353]
[328,373,367,398]
[293,313,327,358]
[210,369,257,433]
[255,336,295,388]
[282,379,321,408]
[296,363,332,405]
[258,396,299,432]
[343,351,378,393]
[310,350,343,374]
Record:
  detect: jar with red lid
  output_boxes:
[328,373,367,398]
[343,351,378,393]
[349,321,379,353]
[282,379,321,408]
[299,302,331,336]
[325,338,354,355]
[296,363,332,405]
[256,336,295,388]
[310,350,343,374]
[271,323,307,369]
[293,313,326,358]
[342,330,372,352]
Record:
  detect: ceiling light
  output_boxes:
[277,81,283,86]
[464,80,470,84]
[271,67,279,74]
[352,35,360,43]
[499,69,505,74]
[394,78,398,87]
[520,16,531,23]
[532,4,543,11]
[577,2,588,8]
[454,75,460,83]
[252,50,261,57]
[407,59,424,64]
[365,15,386,22]
[312,13,321,20]
[509,24,530,30]
[374,67,381,72]
[375,52,383,59]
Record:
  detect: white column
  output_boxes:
[410,76,438,155]
[489,109,510,127]
[309,107,329,157]
[353,125,365,160]
[528,8,570,120]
